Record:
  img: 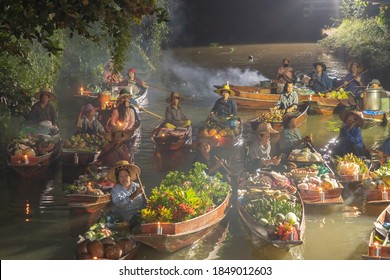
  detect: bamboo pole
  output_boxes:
[136,173,148,203]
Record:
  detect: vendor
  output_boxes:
[164,92,191,129]
[210,83,238,119]
[309,62,332,94]
[192,136,223,176]
[27,87,57,126]
[273,81,298,112]
[76,103,105,135]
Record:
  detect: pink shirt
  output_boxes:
[276,66,295,83]
[110,107,135,131]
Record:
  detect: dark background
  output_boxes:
[169,0,340,46]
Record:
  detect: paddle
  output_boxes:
[306,142,335,177]
[136,173,148,203]
[214,155,234,177]
[334,69,370,91]
[136,105,163,119]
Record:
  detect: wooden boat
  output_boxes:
[67,194,111,214]
[133,193,231,252]
[7,139,62,178]
[297,183,344,206]
[236,190,305,250]
[362,204,390,260]
[364,188,390,206]
[151,124,192,151]
[249,105,309,132]
[362,110,387,123]
[302,96,355,115]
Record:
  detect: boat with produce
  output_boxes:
[134,163,232,252]
[151,123,193,151]
[237,171,305,250]
[361,163,390,208]
[249,105,309,132]
[197,116,243,147]
[7,127,62,178]
[361,204,390,260]
[64,168,114,213]
[75,219,140,260]
[331,153,370,183]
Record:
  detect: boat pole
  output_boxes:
[136,173,149,203]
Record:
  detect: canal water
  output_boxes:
[0,43,389,260]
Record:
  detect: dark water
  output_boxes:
[1,43,389,260]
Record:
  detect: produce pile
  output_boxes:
[297,174,340,191]
[239,171,296,194]
[295,87,315,95]
[64,170,113,195]
[8,133,59,157]
[336,153,369,176]
[371,161,390,179]
[325,88,351,99]
[76,221,137,260]
[256,109,285,123]
[63,133,108,152]
[141,162,231,223]
[288,148,323,162]
[239,189,302,241]
[200,117,242,139]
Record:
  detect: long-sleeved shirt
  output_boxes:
[338,126,364,156]
[77,116,105,135]
[311,71,333,93]
[110,182,145,222]
[344,73,369,97]
[27,102,57,125]
[279,128,304,155]
[275,91,299,110]
[165,105,188,127]
[211,98,237,117]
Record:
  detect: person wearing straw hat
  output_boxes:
[76,103,105,135]
[164,92,191,129]
[273,81,299,113]
[95,125,133,167]
[309,62,333,94]
[192,136,223,175]
[107,160,146,224]
[210,83,238,119]
[278,112,312,155]
[334,110,366,157]
[27,87,57,125]
[247,122,282,171]
[109,88,139,133]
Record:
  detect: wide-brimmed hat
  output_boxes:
[165,92,182,103]
[282,112,300,127]
[104,125,133,142]
[196,135,219,148]
[313,62,327,72]
[117,88,132,103]
[256,122,278,135]
[369,79,381,86]
[339,110,364,127]
[214,84,235,97]
[34,87,56,101]
[107,160,141,182]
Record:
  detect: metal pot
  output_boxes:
[260,80,272,88]
[363,88,384,111]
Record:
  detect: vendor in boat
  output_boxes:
[342,62,369,110]
[275,58,296,93]
[192,136,223,176]
[95,125,133,167]
[334,110,367,157]
[210,83,238,121]
[26,87,57,126]
[247,122,282,172]
[309,62,333,94]
[273,81,298,113]
[75,103,105,135]
[107,160,146,227]
[125,68,148,93]
[278,112,312,155]
[164,91,191,129]
[109,89,139,133]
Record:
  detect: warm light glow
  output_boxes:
[23,154,29,164]
[25,200,30,222]
[80,87,83,91]
[319,188,323,192]
[118,122,122,127]
[161,133,166,137]
[93,256,98,260]
[374,242,379,248]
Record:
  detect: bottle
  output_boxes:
[74,153,79,165]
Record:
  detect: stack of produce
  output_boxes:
[63,133,108,152]
[326,88,351,99]
[336,153,369,176]
[288,148,323,162]
[239,171,296,194]
[141,162,231,223]
[199,119,241,139]
[64,170,113,195]
[256,109,285,122]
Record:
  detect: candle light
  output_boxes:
[290,230,295,241]
[373,242,381,257]
[24,155,29,164]
[105,101,109,109]
[156,222,163,234]
[319,188,325,202]
[309,94,312,101]
[382,187,388,201]
[80,87,84,95]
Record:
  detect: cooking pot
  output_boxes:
[363,88,384,111]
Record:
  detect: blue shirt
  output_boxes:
[311,71,333,93]
[211,98,237,117]
[338,126,364,155]
[380,137,390,155]
[344,73,369,98]
[110,182,145,222]
[275,91,299,110]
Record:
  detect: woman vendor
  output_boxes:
[164,92,191,129]
[342,62,369,110]
[109,89,139,133]
[273,81,298,113]
[27,87,57,126]
[309,62,333,94]
[192,136,223,176]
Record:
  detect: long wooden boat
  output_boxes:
[67,194,111,214]
[151,124,192,151]
[297,183,344,206]
[302,96,355,115]
[133,193,231,253]
[364,188,390,206]
[7,140,62,178]
[249,105,309,132]
[362,204,390,260]
[236,190,305,250]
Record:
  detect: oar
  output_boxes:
[306,142,335,177]
[137,106,163,119]
[334,69,370,91]
[136,173,148,203]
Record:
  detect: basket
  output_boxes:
[66,193,110,203]
[290,168,318,179]
[338,171,370,182]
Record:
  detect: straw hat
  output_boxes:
[117,88,132,103]
[214,84,235,96]
[256,122,278,135]
[165,92,182,103]
[282,112,300,127]
[313,62,327,72]
[339,110,364,127]
[107,160,141,182]
[34,87,56,101]
[104,125,133,142]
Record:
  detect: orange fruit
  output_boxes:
[208,128,217,136]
